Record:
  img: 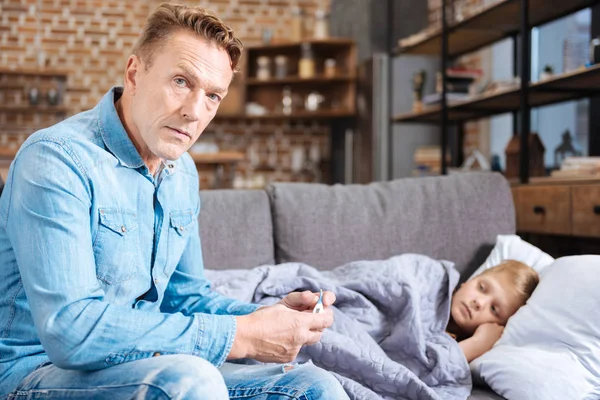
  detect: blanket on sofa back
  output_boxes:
[205,254,472,400]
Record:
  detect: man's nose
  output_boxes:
[182,92,204,121]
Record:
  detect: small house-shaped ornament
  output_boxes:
[504,133,545,178]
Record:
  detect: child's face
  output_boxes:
[451,271,522,335]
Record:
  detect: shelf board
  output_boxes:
[0,149,246,164]
[395,0,599,58]
[0,148,18,159]
[0,67,69,77]
[246,75,355,85]
[246,38,355,52]
[0,105,69,114]
[393,64,600,124]
[529,64,600,108]
[188,151,245,164]
[215,109,355,120]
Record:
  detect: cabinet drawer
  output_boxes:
[516,186,571,235]
[571,185,600,238]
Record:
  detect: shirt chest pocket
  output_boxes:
[165,210,195,277]
[94,209,142,285]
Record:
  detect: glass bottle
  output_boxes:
[298,43,315,79]
[313,9,329,39]
[291,7,304,42]
[256,56,271,80]
[282,86,292,115]
[324,58,336,78]
[275,55,288,79]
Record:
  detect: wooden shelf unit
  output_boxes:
[243,39,357,118]
[0,68,70,149]
[393,64,600,123]
[395,0,598,58]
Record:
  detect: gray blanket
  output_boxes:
[205,254,471,400]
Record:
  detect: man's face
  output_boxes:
[126,30,232,163]
[450,272,521,335]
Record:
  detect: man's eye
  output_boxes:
[174,78,187,86]
[208,93,222,102]
[479,283,484,292]
[491,306,499,316]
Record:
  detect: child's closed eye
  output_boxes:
[491,305,499,317]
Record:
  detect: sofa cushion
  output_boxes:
[199,189,274,270]
[267,172,515,275]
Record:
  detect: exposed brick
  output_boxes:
[0,0,333,185]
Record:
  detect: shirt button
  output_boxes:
[154,277,159,285]
[121,226,126,233]
[100,209,104,214]
[179,226,184,232]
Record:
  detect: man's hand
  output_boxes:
[279,290,336,313]
[228,293,335,363]
[459,322,504,363]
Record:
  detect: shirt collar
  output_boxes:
[97,86,147,169]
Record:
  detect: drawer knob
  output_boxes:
[594,206,600,215]
[533,206,545,215]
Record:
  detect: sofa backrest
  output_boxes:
[267,172,515,277]
[199,189,275,270]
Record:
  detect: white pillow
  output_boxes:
[469,234,554,279]
[470,255,600,400]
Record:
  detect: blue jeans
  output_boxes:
[4,355,349,399]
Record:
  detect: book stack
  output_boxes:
[550,157,600,178]
[413,146,451,175]
[423,67,482,105]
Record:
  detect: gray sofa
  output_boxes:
[199,172,513,400]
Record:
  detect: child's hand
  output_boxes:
[474,322,504,348]
[459,322,505,362]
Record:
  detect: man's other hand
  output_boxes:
[228,298,334,363]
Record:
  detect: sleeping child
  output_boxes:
[446,260,540,362]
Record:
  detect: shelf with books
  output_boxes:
[394,0,599,58]
[393,64,600,124]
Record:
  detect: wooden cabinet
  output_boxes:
[515,186,571,235]
[571,185,600,237]
[512,180,600,238]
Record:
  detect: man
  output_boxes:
[0,3,349,399]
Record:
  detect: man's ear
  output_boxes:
[124,55,142,93]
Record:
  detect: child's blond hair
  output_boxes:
[480,260,539,306]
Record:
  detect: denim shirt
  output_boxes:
[0,87,260,396]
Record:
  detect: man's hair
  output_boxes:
[481,259,539,306]
[133,2,243,72]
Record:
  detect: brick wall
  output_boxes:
[0,0,331,188]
